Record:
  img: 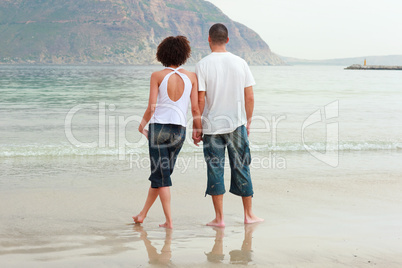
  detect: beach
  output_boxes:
[1,65,402,267]
[1,150,401,267]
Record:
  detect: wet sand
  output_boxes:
[1,151,402,267]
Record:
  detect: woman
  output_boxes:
[133,36,202,229]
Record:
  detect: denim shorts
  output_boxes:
[203,125,253,197]
[148,123,186,188]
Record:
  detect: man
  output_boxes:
[195,23,263,227]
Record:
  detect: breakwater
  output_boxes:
[345,64,402,70]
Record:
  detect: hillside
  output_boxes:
[0,0,283,65]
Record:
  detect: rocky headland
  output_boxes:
[0,0,284,65]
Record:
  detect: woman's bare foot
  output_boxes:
[159,222,173,229]
[132,214,145,223]
[206,218,225,227]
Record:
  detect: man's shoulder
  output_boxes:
[197,52,245,65]
[227,52,248,65]
[197,53,215,66]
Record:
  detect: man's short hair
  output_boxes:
[209,23,228,44]
[156,36,191,67]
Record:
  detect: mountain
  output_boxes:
[281,55,402,66]
[0,0,284,65]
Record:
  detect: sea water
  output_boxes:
[1,65,401,159]
[1,64,402,192]
[1,64,402,186]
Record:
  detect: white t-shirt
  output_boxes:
[195,52,256,135]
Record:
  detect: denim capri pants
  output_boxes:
[148,123,186,188]
[203,125,253,197]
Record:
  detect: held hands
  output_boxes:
[138,126,148,139]
[192,129,203,146]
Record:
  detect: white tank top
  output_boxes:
[149,67,192,127]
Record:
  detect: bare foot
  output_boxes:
[206,219,225,227]
[132,214,145,223]
[159,222,173,229]
[244,215,264,224]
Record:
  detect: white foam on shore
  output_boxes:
[1,141,401,157]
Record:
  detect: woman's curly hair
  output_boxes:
[156,36,191,67]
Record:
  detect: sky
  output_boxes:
[206,0,402,60]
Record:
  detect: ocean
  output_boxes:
[1,65,401,158]
[1,65,402,267]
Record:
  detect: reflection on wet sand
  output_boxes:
[206,223,261,264]
[133,224,172,265]
[205,227,225,262]
[229,223,259,264]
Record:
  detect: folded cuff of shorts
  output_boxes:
[205,189,226,197]
[149,175,172,188]
[229,189,254,197]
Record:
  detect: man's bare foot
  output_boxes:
[132,214,145,223]
[159,222,173,229]
[244,215,264,224]
[206,219,225,227]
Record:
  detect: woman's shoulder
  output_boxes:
[152,69,170,76]
[179,69,197,80]
[151,69,170,82]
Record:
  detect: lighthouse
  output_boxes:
[364,58,367,66]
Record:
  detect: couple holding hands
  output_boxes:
[133,23,263,229]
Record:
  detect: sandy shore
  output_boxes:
[1,151,402,267]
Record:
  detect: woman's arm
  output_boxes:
[138,72,159,137]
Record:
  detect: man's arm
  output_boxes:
[244,86,254,136]
[195,63,206,116]
[190,74,202,146]
[198,91,206,115]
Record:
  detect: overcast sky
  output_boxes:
[206,0,402,60]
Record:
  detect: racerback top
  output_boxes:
[149,67,192,127]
